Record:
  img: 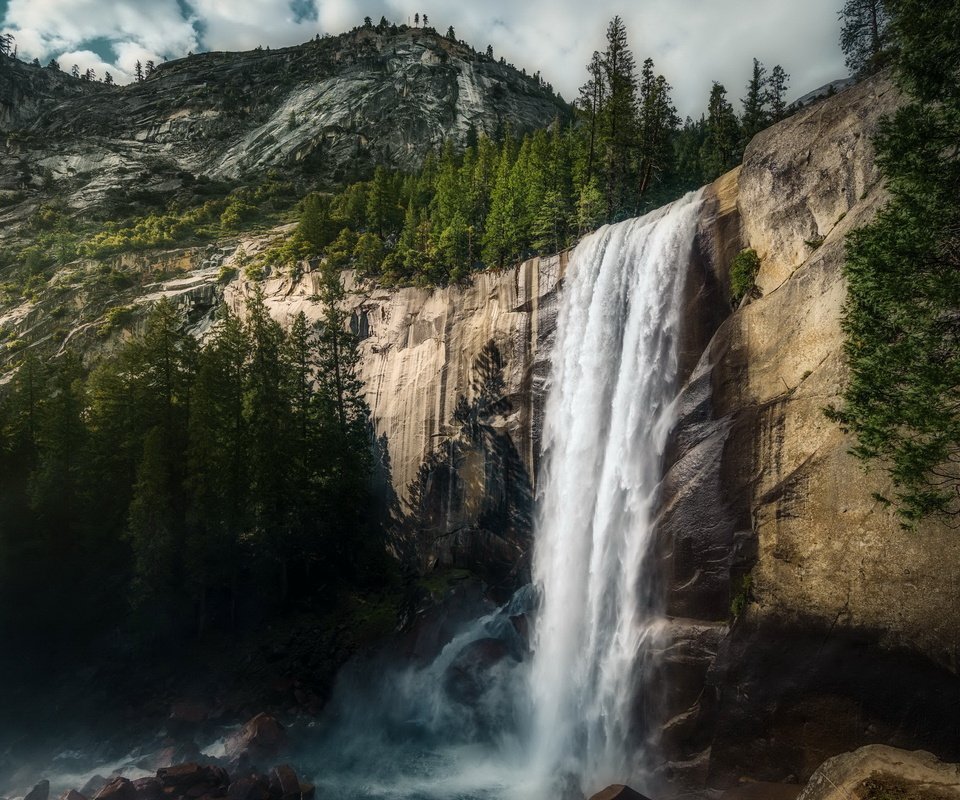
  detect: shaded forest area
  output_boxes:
[0,265,392,691]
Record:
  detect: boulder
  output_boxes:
[587,786,653,800]
[151,740,203,770]
[24,781,49,800]
[797,745,960,800]
[267,766,301,800]
[156,763,229,797]
[225,778,269,800]
[58,791,88,800]
[92,779,135,800]
[130,778,161,800]
[224,714,287,762]
[443,637,515,705]
[80,778,108,798]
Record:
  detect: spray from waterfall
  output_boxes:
[528,191,703,796]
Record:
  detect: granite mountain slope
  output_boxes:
[0,25,566,220]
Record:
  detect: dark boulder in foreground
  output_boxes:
[157,762,229,793]
[225,777,270,800]
[588,786,653,800]
[92,778,136,800]
[79,778,107,798]
[443,637,515,705]
[225,713,288,762]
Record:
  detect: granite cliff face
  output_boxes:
[220,252,566,591]
[656,72,960,791]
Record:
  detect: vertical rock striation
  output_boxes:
[657,71,960,790]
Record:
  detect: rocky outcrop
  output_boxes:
[0,54,103,131]
[797,745,960,800]
[657,71,960,791]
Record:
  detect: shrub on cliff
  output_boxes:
[729,248,760,306]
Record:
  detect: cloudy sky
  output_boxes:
[0,0,847,116]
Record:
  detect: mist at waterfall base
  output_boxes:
[298,191,704,800]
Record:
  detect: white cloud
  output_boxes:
[57,48,121,80]
[1,0,848,107]
[185,0,325,51]
[1,0,198,83]
[379,0,848,115]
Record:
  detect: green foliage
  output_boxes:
[730,573,753,619]
[840,0,892,75]
[701,82,741,179]
[98,304,137,337]
[729,248,761,305]
[77,182,294,258]
[0,293,385,651]
[829,0,960,525]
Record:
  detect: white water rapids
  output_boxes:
[527,190,703,795]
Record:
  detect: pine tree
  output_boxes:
[767,65,790,121]
[128,426,181,627]
[840,0,890,74]
[576,177,606,234]
[578,50,606,187]
[185,309,249,632]
[244,287,292,599]
[600,16,638,218]
[135,60,143,82]
[482,143,516,268]
[366,167,401,238]
[314,263,378,580]
[740,58,769,144]
[299,193,337,253]
[828,0,960,523]
[637,57,679,199]
[701,82,741,180]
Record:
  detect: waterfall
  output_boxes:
[292,191,704,800]
[528,191,703,796]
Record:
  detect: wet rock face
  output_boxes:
[0,28,565,215]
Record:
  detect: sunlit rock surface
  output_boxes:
[660,71,960,790]
[797,745,960,800]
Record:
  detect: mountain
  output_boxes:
[0,24,567,216]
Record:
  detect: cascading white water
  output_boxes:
[528,191,704,796]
